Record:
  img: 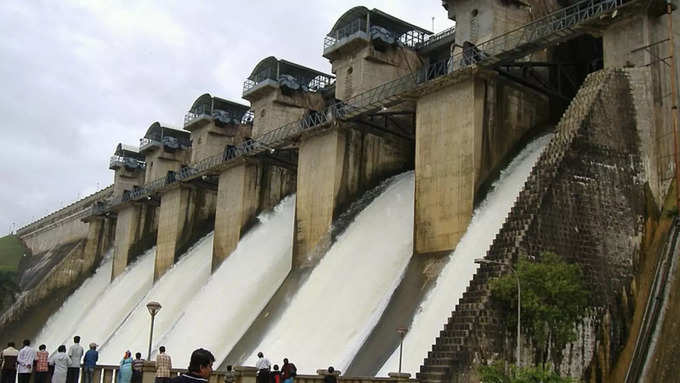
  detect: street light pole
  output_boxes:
[474,258,521,367]
[146,301,162,360]
[397,327,408,374]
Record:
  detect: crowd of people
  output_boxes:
[0,336,175,383]
[1,339,337,383]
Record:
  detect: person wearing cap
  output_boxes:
[169,348,214,383]
[82,343,98,383]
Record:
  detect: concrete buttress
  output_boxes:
[154,186,191,281]
[112,205,141,279]
[212,161,261,271]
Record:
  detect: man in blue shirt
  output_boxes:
[82,343,98,383]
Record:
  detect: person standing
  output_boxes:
[17,339,36,383]
[255,352,270,383]
[1,342,19,383]
[49,346,71,383]
[270,365,280,383]
[323,367,336,383]
[118,351,133,383]
[35,345,50,383]
[82,344,98,383]
[131,353,144,383]
[155,346,172,383]
[67,337,83,383]
[280,358,296,383]
[223,365,235,383]
[169,348,214,383]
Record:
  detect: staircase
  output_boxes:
[417,70,618,383]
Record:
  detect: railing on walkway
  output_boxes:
[416,26,455,51]
[90,0,635,217]
[65,363,415,383]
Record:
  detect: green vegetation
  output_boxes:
[0,235,24,272]
[479,362,574,383]
[489,252,591,369]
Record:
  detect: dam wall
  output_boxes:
[17,186,113,254]
[418,68,648,383]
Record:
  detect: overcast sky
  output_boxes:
[0,1,453,234]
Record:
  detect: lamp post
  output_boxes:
[474,258,521,368]
[146,301,162,360]
[396,327,408,374]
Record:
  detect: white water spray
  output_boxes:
[36,251,113,350]
[63,248,156,350]
[377,134,551,376]
[98,233,213,363]
[156,196,296,368]
[246,173,415,373]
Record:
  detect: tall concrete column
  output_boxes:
[212,161,260,271]
[294,129,345,266]
[112,205,141,280]
[414,77,485,255]
[154,186,191,281]
[82,219,104,272]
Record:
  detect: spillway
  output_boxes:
[244,173,414,373]
[377,134,552,376]
[35,251,113,350]
[36,248,156,354]
[155,196,296,368]
[97,233,213,362]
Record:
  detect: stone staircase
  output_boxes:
[417,69,637,383]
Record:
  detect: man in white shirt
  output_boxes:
[17,339,36,383]
[255,352,271,383]
[67,336,84,383]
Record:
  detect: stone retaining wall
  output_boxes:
[418,68,648,382]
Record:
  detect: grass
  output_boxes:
[0,235,25,272]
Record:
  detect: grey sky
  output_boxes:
[0,1,453,234]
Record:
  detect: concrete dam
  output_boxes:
[3,0,680,381]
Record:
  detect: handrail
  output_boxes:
[91,0,633,216]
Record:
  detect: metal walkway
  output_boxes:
[92,0,638,216]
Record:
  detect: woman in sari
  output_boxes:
[118,351,133,383]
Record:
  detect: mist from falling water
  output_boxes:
[97,233,213,363]
[244,172,415,373]
[36,251,113,351]
[377,134,552,376]
[154,195,296,368]
[59,248,156,351]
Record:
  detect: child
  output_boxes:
[271,364,281,383]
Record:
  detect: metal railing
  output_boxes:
[417,26,456,50]
[93,0,632,215]
[184,104,212,126]
[139,137,161,152]
[324,18,367,51]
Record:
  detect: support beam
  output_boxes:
[154,187,191,281]
[82,219,105,272]
[415,77,484,255]
[211,161,261,272]
[112,205,141,280]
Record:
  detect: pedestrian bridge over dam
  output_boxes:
[5,0,678,381]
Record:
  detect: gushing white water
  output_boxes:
[156,196,296,368]
[64,248,156,350]
[36,251,113,350]
[377,134,551,376]
[98,233,213,363]
[246,173,414,373]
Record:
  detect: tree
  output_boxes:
[489,252,590,369]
